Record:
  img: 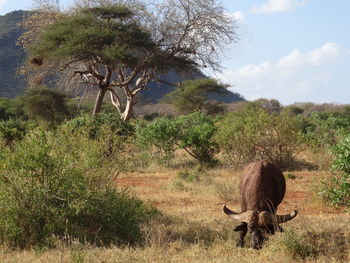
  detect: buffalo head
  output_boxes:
[224,205,297,249]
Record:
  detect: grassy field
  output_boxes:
[1,166,349,263]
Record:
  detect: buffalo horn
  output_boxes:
[276,210,298,224]
[223,204,250,222]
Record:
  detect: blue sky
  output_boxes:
[1,0,349,105]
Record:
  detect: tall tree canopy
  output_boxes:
[25,0,237,121]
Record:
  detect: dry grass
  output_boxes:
[1,167,349,263]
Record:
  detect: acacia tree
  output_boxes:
[19,87,69,124]
[162,78,230,114]
[26,0,237,121]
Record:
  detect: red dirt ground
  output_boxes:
[117,170,346,216]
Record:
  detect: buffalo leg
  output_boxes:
[251,229,264,250]
[266,224,275,234]
[278,225,284,232]
[234,222,247,247]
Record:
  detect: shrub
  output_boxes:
[0,129,157,248]
[174,112,218,165]
[303,112,350,169]
[0,119,36,145]
[318,135,350,207]
[272,224,349,262]
[64,113,134,138]
[251,98,282,113]
[135,117,178,165]
[304,112,350,146]
[0,98,23,120]
[18,87,69,125]
[216,108,304,168]
[136,112,218,165]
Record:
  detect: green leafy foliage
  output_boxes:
[30,6,155,66]
[0,97,24,120]
[136,112,218,165]
[319,135,350,207]
[0,127,157,248]
[136,117,178,165]
[65,113,134,139]
[250,98,282,113]
[216,108,304,168]
[305,112,350,146]
[162,78,229,114]
[0,119,36,145]
[174,112,218,164]
[17,87,69,125]
[303,111,350,169]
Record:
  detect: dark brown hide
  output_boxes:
[240,161,285,214]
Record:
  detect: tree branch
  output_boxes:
[108,88,122,115]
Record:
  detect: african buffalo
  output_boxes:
[223,161,297,249]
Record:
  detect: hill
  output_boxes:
[0,10,244,104]
[0,10,28,98]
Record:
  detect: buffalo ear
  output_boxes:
[233,223,247,232]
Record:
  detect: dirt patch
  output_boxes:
[116,170,346,216]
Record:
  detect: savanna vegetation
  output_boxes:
[0,0,349,262]
[1,84,349,262]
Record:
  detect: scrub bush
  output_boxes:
[0,128,157,248]
[216,108,304,168]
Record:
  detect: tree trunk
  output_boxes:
[92,88,107,116]
[121,95,134,122]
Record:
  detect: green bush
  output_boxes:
[65,113,134,138]
[216,108,304,168]
[0,129,157,248]
[304,112,350,147]
[0,98,23,120]
[175,112,218,165]
[17,87,69,125]
[318,135,350,207]
[0,119,36,145]
[135,117,178,165]
[303,112,350,169]
[136,112,218,165]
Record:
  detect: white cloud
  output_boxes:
[0,0,7,11]
[251,0,307,14]
[277,43,341,69]
[216,43,347,104]
[231,11,245,23]
[238,62,272,77]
